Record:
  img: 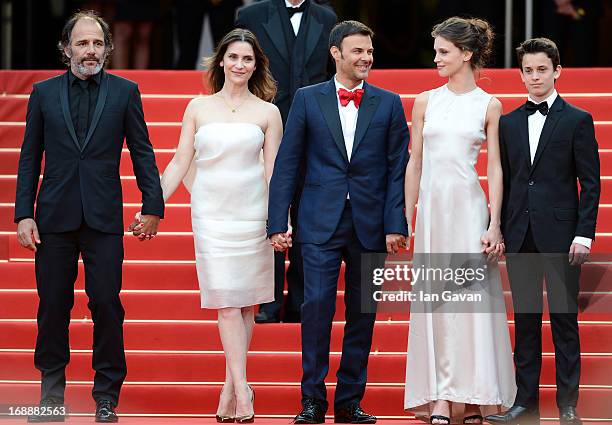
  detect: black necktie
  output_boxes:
[77,79,90,145]
[287,2,306,17]
[525,100,549,116]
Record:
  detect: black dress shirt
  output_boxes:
[68,69,101,146]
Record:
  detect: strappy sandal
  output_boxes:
[463,414,484,424]
[430,414,451,424]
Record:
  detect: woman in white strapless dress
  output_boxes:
[156,29,282,422]
[403,18,516,424]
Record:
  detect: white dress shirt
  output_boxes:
[285,0,305,36]
[334,76,362,162]
[527,89,591,249]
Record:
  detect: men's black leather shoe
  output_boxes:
[27,398,66,422]
[485,405,540,424]
[254,311,280,323]
[95,400,118,423]
[334,403,376,424]
[294,398,325,424]
[560,406,582,424]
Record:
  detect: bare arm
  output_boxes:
[404,91,428,237]
[263,104,283,185]
[485,97,504,229]
[160,98,199,202]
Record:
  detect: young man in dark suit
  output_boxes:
[486,38,600,425]
[15,11,164,423]
[236,0,337,324]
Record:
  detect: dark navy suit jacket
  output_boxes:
[268,79,409,251]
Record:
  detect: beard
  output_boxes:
[68,48,108,77]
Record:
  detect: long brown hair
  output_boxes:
[204,29,277,102]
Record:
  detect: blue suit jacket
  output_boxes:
[268,79,410,251]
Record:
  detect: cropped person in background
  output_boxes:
[236,0,337,324]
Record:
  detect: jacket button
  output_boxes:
[528,180,534,186]
[524,209,529,214]
[348,173,353,178]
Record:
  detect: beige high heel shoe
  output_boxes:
[235,385,255,423]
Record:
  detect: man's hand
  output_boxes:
[569,242,590,266]
[386,234,406,254]
[128,212,160,241]
[17,218,41,252]
[270,232,292,252]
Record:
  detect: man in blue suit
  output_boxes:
[268,20,409,424]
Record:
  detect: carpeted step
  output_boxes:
[3,177,612,205]
[2,149,612,182]
[0,382,610,419]
[2,69,612,94]
[1,262,611,294]
[4,289,612,321]
[3,321,612,353]
[2,351,611,386]
[2,123,611,150]
[3,95,612,123]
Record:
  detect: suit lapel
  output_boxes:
[516,106,531,168]
[352,82,380,157]
[301,12,322,65]
[59,72,81,151]
[263,3,289,64]
[316,80,348,163]
[530,96,564,173]
[80,71,108,152]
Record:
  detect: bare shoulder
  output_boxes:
[486,96,503,117]
[412,91,430,114]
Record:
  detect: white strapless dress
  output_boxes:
[404,85,517,419]
[191,122,274,309]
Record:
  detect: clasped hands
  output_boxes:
[128,212,160,241]
[270,230,409,255]
[481,225,505,262]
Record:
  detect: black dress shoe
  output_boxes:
[294,398,326,424]
[95,400,118,423]
[559,406,582,424]
[27,398,66,423]
[334,403,376,424]
[254,311,280,323]
[485,405,540,424]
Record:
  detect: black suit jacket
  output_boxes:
[500,95,600,253]
[14,70,164,235]
[236,0,337,123]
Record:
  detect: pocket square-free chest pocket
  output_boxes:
[554,207,577,221]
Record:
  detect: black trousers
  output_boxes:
[506,226,581,409]
[34,223,126,406]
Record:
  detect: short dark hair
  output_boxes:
[516,37,560,70]
[329,20,374,51]
[58,10,114,66]
[431,16,494,69]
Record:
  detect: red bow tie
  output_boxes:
[338,88,364,108]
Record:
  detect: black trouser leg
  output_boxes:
[79,225,126,406]
[34,231,80,402]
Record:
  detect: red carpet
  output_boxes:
[0,69,611,422]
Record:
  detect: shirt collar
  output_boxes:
[285,0,306,8]
[528,89,557,108]
[69,68,102,86]
[334,76,364,93]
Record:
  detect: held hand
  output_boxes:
[481,226,505,262]
[569,242,590,266]
[386,234,406,255]
[270,232,291,252]
[17,218,41,252]
[136,214,160,241]
[128,212,144,235]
